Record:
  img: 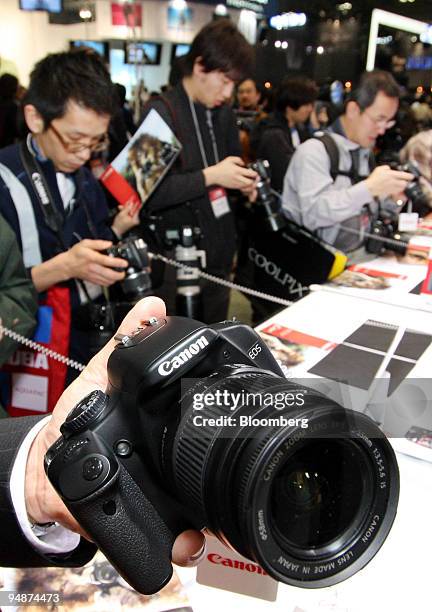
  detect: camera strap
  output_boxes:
[20,136,65,243]
[19,137,94,303]
[188,98,220,167]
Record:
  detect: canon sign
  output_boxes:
[208,553,268,576]
[157,335,209,376]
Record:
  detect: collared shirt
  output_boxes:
[10,417,80,555]
[281,119,380,252]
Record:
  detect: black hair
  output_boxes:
[349,70,400,110]
[24,49,117,126]
[114,83,127,107]
[183,19,254,82]
[0,73,19,101]
[275,76,318,113]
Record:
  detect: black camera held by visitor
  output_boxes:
[74,236,152,356]
[365,210,407,256]
[234,109,260,133]
[106,235,152,301]
[45,315,399,595]
[248,159,286,232]
[393,161,430,216]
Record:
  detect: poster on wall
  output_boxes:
[111,1,142,27]
[167,6,194,29]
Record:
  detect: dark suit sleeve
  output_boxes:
[0,415,96,568]
[256,129,295,193]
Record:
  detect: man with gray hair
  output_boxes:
[281,70,414,254]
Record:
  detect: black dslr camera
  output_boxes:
[248,159,286,232]
[45,316,398,594]
[396,161,430,216]
[106,236,151,301]
[365,211,407,256]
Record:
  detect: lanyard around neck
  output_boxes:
[188,97,219,168]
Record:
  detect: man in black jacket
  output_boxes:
[0,296,204,568]
[140,19,258,323]
[251,76,318,192]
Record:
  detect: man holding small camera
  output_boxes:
[0,50,139,374]
[139,19,258,324]
[281,70,415,255]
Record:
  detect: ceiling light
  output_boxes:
[214,4,228,16]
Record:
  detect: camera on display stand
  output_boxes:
[164,225,206,320]
[364,211,407,257]
[45,315,399,595]
[248,159,286,232]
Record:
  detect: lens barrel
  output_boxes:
[173,369,399,587]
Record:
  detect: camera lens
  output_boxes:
[173,371,399,588]
[270,439,366,550]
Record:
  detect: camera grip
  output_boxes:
[67,462,176,594]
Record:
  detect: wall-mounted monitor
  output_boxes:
[70,40,107,58]
[19,0,62,13]
[173,43,190,58]
[124,41,162,65]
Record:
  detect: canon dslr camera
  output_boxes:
[106,236,151,301]
[45,316,399,594]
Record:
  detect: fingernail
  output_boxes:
[184,539,207,568]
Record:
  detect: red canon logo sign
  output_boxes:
[207,553,268,576]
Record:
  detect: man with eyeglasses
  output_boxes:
[0,50,138,375]
[281,70,414,254]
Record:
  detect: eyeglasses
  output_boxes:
[362,109,396,130]
[49,122,109,153]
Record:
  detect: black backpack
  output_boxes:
[314,132,375,183]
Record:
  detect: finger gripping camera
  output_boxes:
[45,317,399,594]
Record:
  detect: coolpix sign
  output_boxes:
[197,537,278,601]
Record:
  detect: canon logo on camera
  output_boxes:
[208,553,268,576]
[158,335,210,376]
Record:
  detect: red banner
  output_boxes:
[111,2,142,27]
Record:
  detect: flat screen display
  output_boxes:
[19,0,62,13]
[70,40,107,57]
[173,43,190,58]
[125,41,161,65]
[170,43,190,65]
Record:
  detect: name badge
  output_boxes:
[209,187,230,219]
[398,212,419,232]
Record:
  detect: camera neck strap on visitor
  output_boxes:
[188,98,219,167]
[20,135,65,240]
[20,137,95,303]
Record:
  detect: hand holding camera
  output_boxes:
[45,303,399,595]
[63,239,128,287]
[203,155,257,190]
[365,165,414,200]
[25,296,205,559]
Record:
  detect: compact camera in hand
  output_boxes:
[45,316,399,594]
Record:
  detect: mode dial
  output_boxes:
[60,390,108,438]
